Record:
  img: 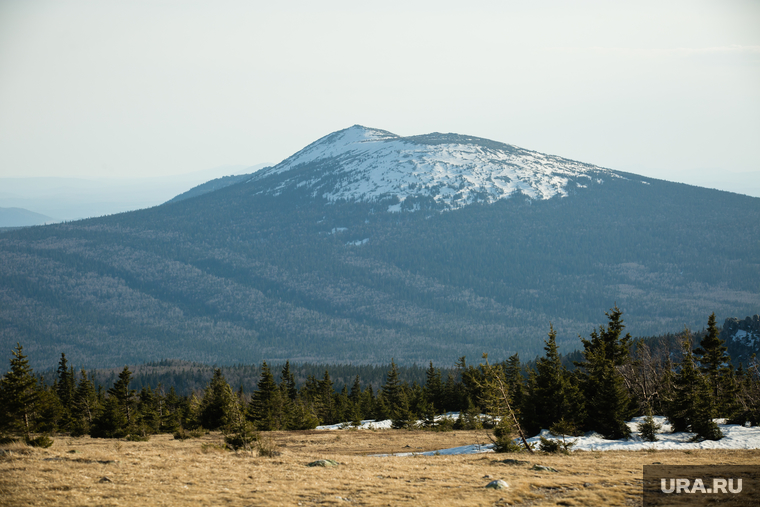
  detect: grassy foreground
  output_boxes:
[1,430,758,506]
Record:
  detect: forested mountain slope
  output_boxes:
[1,126,758,368]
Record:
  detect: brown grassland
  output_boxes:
[1,429,758,506]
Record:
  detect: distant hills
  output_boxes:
[1,126,758,369]
[0,164,268,225]
[0,206,54,228]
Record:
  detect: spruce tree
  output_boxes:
[316,370,336,424]
[693,313,731,417]
[575,307,633,439]
[476,354,533,452]
[280,361,298,401]
[55,353,75,411]
[72,369,98,436]
[136,386,160,436]
[382,359,413,427]
[90,396,129,438]
[349,375,362,405]
[669,334,722,441]
[0,343,39,439]
[526,325,581,435]
[424,362,444,414]
[200,368,238,430]
[107,366,136,429]
[248,362,284,430]
[503,353,525,412]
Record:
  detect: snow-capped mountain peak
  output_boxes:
[249,125,633,211]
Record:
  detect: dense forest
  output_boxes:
[1,170,759,369]
[3,310,758,452]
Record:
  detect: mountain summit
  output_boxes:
[248,125,633,211]
[1,126,758,368]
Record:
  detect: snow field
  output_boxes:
[317,415,760,456]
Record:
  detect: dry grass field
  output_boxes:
[1,429,758,506]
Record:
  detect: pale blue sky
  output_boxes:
[1,0,758,195]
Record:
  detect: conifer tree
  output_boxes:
[424,362,444,413]
[477,354,533,453]
[442,373,461,412]
[162,386,182,432]
[90,396,129,438]
[526,325,582,435]
[72,369,98,436]
[224,383,256,452]
[316,370,336,424]
[669,333,722,441]
[107,366,136,428]
[136,386,160,436]
[248,362,285,430]
[349,375,362,405]
[200,368,238,430]
[382,359,412,426]
[503,353,525,411]
[55,354,75,431]
[575,307,633,439]
[280,361,298,401]
[693,313,731,417]
[360,385,376,420]
[0,343,40,439]
[39,388,64,436]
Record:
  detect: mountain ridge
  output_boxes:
[1,126,758,369]
[245,125,638,212]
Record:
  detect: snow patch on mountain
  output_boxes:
[249,125,634,211]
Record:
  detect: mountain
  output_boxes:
[1,126,759,369]
[247,125,621,210]
[167,173,254,204]
[0,206,55,228]
[722,315,760,366]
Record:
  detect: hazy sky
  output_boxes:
[1,0,759,195]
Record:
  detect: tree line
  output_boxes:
[1,308,758,450]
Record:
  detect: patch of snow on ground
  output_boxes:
[317,415,760,455]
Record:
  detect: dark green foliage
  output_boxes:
[90,397,129,438]
[0,308,751,444]
[524,325,583,435]
[55,353,75,430]
[71,369,99,436]
[491,407,525,453]
[730,360,760,426]
[248,363,285,430]
[0,343,40,438]
[503,354,525,413]
[135,386,160,436]
[693,313,732,418]
[538,436,562,453]
[199,369,238,431]
[424,362,445,414]
[637,411,661,442]
[34,386,63,434]
[575,307,634,439]
[107,366,136,429]
[668,334,723,441]
[453,400,482,430]
[382,361,414,429]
